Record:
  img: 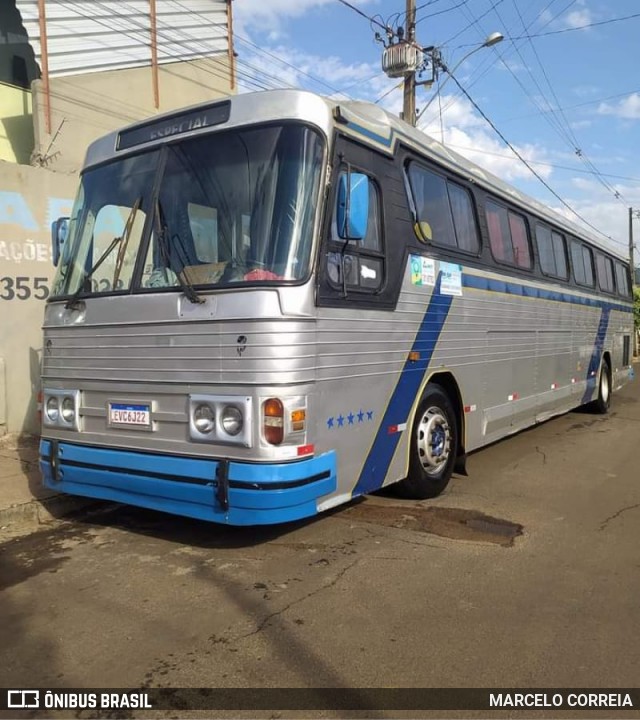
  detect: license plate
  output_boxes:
[109,403,150,427]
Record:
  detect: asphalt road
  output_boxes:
[2,379,640,712]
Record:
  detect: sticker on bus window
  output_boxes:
[410,255,436,286]
[440,262,462,296]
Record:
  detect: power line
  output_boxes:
[416,0,470,25]
[335,0,389,31]
[501,11,640,41]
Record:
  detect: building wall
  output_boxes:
[31,54,234,172]
[0,162,77,435]
[0,81,33,163]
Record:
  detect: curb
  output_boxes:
[0,493,101,538]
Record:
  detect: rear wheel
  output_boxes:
[592,358,611,414]
[396,385,458,499]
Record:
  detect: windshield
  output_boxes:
[51,124,324,299]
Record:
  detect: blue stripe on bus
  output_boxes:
[581,308,611,404]
[462,273,632,314]
[353,272,453,496]
[344,120,393,148]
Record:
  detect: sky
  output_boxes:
[231,0,640,261]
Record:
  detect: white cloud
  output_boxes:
[559,0,593,30]
[597,93,640,120]
[563,8,592,29]
[570,119,592,130]
[234,0,376,34]
[235,40,380,97]
[572,84,600,98]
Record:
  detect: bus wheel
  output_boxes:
[398,385,458,499]
[593,359,611,414]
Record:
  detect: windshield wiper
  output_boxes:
[64,197,142,310]
[154,199,203,304]
[112,196,141,288]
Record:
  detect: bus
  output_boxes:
[41,89,635,526]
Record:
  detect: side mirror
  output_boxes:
[337,171,369,241]
[51,217,69,267]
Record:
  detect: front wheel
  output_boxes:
[396,385,458,499]
[592,359,611,414]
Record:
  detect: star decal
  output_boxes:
[327,417,334,429]
[337,414,345,427]
[357,410,364,423]
[366,410,374,421]
[347,412,355,425]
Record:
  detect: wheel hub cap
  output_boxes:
[417,406,451,475]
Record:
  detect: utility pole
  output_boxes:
[631,207,638,358]
[402,0,416,126]
[630,207,636,287]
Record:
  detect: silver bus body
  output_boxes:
[40,90,635,525]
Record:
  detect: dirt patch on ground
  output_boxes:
[343,503,523,547]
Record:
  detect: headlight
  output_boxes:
[61,396,75,422]
[193,404,215,434]
[221,405,243,436]
[46,396,59,422]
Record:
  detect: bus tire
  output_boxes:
[592,358,611,414]
[397,385,458,499]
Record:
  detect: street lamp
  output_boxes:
[416,32,504,124]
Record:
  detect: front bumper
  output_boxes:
[40,440,337,526]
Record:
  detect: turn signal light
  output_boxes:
[263,398,284,445]
[291,408,306,432]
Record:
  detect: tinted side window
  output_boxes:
[537,224,555,275]
[509,212,531,269]
[570,241,585,284]
[571,241,595,287]
[552,231,568,279]
[407,165,455,247]
[538,225,568,280]
[582,246,594,286]
[615,262,630,298]
[406,164,480,254]
[486,200,531,269]
[486,201,513,263]
[448,182,480,253]
[596,253,615,293]
[327,170,384,292]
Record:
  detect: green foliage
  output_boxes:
[634,286,640,329]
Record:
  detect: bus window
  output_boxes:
[615,262,630,298]
[571,241,595,287]
[537,224,568,279]
[582,246,595,286]
[486,201,531,269]
[508,212,531,269]
[552,231,568,279]
[596,253,615,293]
[327,172,384,292]
[485,201,511,262]
[448,182,480,254]
[407,164,455,247]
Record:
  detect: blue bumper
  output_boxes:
[40,440,337,526]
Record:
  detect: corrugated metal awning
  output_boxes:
[17,0,228,77]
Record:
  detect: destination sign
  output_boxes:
[117,100,231,150]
